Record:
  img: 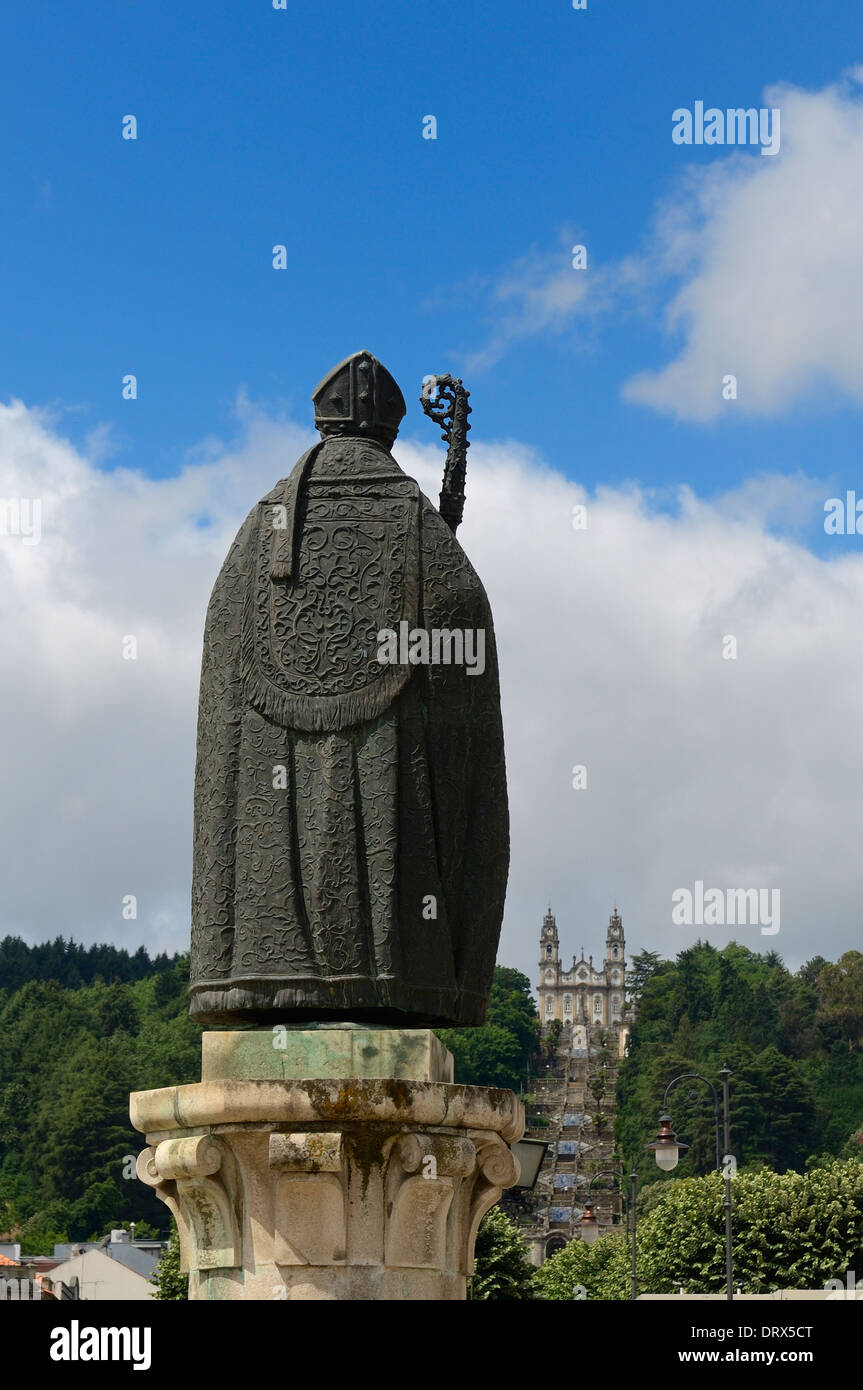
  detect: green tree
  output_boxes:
[536,1162,863,1300]
[840,1126,863,1161]
[439,966,539,1089]
[637,1163,863,1294]
[442,1025,524,1090]
[588,1074,606,1105]
[625,950,664,999]
[634,1177,682,1217]
[535,1232,631,1300]
[615,942,863,1177]
[670,946,715,1029]
[488,968,541,1059]
[150,1220,188,1300]
[816,952,863,1052]
[731,1046,816,1171]
[0,952,199,1244]
[798,956,829,989]
[469,1207,536,1300]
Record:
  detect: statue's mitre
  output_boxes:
[312,350,406,446]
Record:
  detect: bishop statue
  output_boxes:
[188,351,509,1028]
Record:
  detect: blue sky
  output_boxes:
[3,3,863,976]
[3,1,863,524]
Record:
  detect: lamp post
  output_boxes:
[577,1168,638,1300]
[718,1067,733,1303]
[629,1171,638,1303]
[647,1066,734,1302]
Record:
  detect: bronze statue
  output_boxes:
[189,351,508,1027]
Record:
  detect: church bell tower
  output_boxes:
[539,908,559,1021]
[605,907,625,966]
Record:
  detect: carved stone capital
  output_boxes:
[137,1134,242,1274]
[131,1069,523,1300]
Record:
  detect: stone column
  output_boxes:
[130,1027,524,1301]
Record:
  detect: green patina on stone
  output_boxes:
[201,1026,454,1083]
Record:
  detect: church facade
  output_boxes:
[537,907,628,1048]
[512,907,632,1263]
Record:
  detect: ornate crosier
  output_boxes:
[420,374,471,534]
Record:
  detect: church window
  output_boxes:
[564,995,572,1013]
[612,946,618,958]
[545,996,554,1014]
[546,945,552,957]
[593,995,602,1015]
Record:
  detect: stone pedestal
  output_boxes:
[130,1028,524,1300]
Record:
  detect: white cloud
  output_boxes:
[458,237,597,373]
[1,399,861,982]
[466,68,863,423]
[455,234,646,375]
[625,68,863,419]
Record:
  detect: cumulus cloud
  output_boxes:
[625,68,863,419]
[466,68,863,423]
[0,397,314,958]
[0,399,861,980]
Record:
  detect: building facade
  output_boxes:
[512,906,632,1265]
[538,906,628,1046]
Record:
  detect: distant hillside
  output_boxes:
[617,942,863,1177]
[0,944,539,1252]
[7,932,853,1255]
[0,949,199,1252]
[0,934,180,992]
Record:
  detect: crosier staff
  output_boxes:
[420,373,472,534]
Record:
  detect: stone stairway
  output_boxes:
[510,1025,625,1262]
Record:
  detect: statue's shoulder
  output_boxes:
[208,450,314,584]
[210,500,264,585]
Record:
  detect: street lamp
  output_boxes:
[646,1114,689,1172]
[511,1137,549,1191]
[576,1169,638,1299]
[647,1067,734,1301]
[580,1200,599,1244]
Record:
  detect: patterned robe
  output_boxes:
[188,434,509,1026]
